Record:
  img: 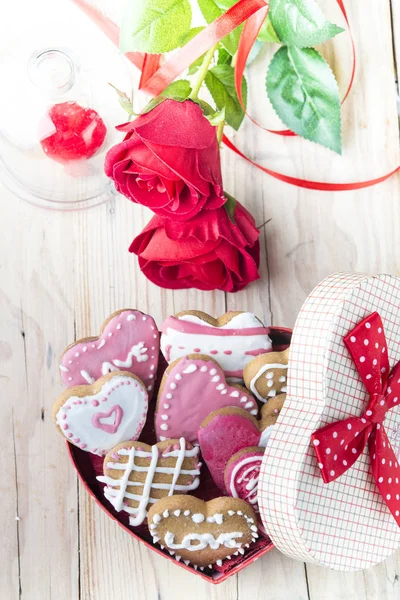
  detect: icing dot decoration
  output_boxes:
[155,357,258,444]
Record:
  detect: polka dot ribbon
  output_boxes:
[311,312,400,526]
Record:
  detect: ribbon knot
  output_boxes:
[364,393,388,424]
[311,312,400,527]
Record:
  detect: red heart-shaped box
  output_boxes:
[68,326,292,583]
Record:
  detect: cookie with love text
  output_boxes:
[198,406,278,491]
[160,310,272,379]
[97,438,201,526]
[155,354,258,443]
[224,446,264,513]
[243,348,289,402]
[59,309,159,396]
[148,495,258,569]
[53,371,148,456]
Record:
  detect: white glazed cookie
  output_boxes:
[160,310,272,380]
[147,495,258,569]
[53,371,148,456]
[97,438,201,526]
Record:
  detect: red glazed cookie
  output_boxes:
[155,354,258,443]
[160,310,272,379]
[243,349,289,402]
[59,309,159,396]
[198,404,283,491]
[97,438,201,526]
[148,495,258,569]
[53,371,148,456]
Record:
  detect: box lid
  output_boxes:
[259,272,400,570]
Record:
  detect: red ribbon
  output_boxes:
[311,312,400,527]
[73,0,400,192]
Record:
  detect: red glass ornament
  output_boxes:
[40,101,107,163]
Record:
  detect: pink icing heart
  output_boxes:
[198,408,272,491]
[224,448,264,513]
[59,310,159,396]
[92,405,123,434]
[54,373,148,456]
[155,356,258,444]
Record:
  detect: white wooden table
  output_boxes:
[1,0,400,598]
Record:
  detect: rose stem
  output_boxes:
[189,43,219,100]
[217,119,225,145]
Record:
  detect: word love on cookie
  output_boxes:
[148,496,258,569]
[161,311,272,379]
[53,372,148,455]
[97,439,201,526]
[155,355,258,444]
[59,309,159,396]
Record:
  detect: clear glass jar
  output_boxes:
[0,6,132,210]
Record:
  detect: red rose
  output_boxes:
[130,200,260,292]
[105,99,225,220]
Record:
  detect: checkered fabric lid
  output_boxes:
[259,272,400,570]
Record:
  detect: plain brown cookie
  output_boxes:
[259,393,286,428]
[148,495,258,569]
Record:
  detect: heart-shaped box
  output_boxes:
[68,273,400,580]
[68,326,291,583]
[260,272,400,571]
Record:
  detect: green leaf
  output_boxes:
[266,46,341,153]
[269,0,344,48]
[217,48,232,66]
[141,80,192,114]
[120,0,192,53]
[205,64,247,130]
[192,98,218,116]
[204,107,226,125]
[257,16,280,43]
[198,0,243,55]
[108,83,136,116]
[224,192,237,223]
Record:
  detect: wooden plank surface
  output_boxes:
[1,0,400,598]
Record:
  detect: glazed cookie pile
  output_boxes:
[54,309,290,573]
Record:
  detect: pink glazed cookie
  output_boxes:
[198,407,274,491]
[59,309,159,396]
[53,371,148,456]
[224,446,264,513]
[160,311,272,379]
[155,355,258,444]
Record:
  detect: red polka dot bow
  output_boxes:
[311,312,400,526]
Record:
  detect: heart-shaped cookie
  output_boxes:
[59,309,159,396]
[148,496,258,568]
[155,354,258,443]
[224,446,264,513]
[243,349,289,402]
[53,371,148,456]
[160,311,272,379]
[97,438,201,526]
[198,399,285,491]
